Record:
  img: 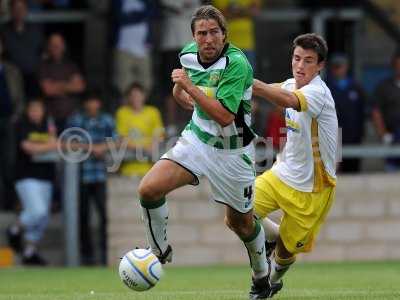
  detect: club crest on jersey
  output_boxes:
[209,71,220,85]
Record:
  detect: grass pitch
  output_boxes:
[0,261,399,300]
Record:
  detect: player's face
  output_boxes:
[193,19,225,63]
[292,46,324,88]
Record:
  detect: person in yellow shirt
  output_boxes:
[213,0,261,68]
[116,82,164,177]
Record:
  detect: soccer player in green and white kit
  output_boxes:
[138,5,270,299]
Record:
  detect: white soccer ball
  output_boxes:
[119,248,163,291]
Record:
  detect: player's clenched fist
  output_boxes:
[171,68,192,91]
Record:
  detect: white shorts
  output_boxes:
[161,131,255,213]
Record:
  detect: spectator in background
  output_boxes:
[213,0,261,69]
[160,0,200,134]
[112,0,156,96]
[116,82,164,177]
[6,99,57,266]
[2,0,43,97]
[67,93,115,266]
[39,33,86,133]
[372,50,400,172]
[327,53,365,173]
[0,36,25,210]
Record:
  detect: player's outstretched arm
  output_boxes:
[253,79,300,111]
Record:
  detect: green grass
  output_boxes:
[0,261,399,299]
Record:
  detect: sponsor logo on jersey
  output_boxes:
[285,110,300,133]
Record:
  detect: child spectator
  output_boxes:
[7,98,57,266]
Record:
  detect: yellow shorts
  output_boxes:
[254,170,335,254]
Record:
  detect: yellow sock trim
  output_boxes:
[275,252,296,266]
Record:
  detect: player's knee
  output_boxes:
[225,217,254,238]
[138,179,162,201]
[235,223,255,239]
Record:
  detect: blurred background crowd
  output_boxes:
[1,0,400,266]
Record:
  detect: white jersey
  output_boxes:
[272,75,338,192]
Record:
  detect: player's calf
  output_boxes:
[140,197,170,258]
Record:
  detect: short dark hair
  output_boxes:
[27,97,45,105]
[191,5,227,38]
[124,82,145,98]
[292,33,328,63]
[83,90,103,103]
[26,97,45,112]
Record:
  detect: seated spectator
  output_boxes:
[116,82,164,177]
[327,53,365,173]
[2,0,44,97]
[67,93,115,265]
[0,35,25,210]
[6,98,58,266]
[39,33,86,133]
[372,50,400,172]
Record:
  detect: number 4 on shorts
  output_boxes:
[244,185,253,201]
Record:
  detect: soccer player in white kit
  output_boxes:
[138,5,270,298]
[252,33,338,298]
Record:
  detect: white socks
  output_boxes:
[270,254,295,283]
[243,220,269,279]
[140,197,169,256]
[262,218,279,243]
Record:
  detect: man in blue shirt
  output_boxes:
[327,53,365,173]
[67,93,116,265]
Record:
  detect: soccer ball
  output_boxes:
[119,248,163,291]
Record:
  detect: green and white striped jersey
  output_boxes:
[180,42,255,150]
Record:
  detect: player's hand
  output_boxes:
[176,95,194,111]
[171,68,192,91]
[173,83,195,110]
[182,96,195,110]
